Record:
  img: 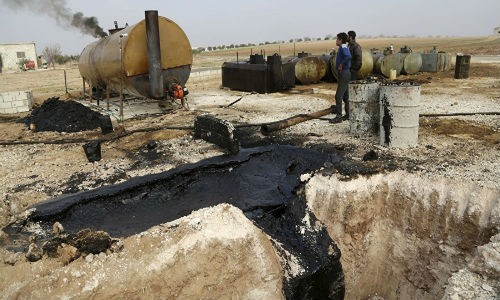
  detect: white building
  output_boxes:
[0,42,38,73]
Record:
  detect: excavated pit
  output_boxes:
[3,145,345,299]
[306,171,500,299]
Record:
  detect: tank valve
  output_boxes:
[166,83,190,110]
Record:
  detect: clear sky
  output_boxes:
[0,0,499,55]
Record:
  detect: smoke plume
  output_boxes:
[1,0,107,38]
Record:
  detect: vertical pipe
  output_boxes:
[89,82,93,103]
[237,51,239,64]
[145,10,164,99]
[106,81,110,110]
[82,78,86,99]
[294,43,296,57]
[120,35,125,120]
[64,70,68,94]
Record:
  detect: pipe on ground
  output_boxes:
[261,107,333,135]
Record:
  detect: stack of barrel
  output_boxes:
[348,80,420,148]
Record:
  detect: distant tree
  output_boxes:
[296,38,303,42]
[42,44,62,68]
[304,37,311,42]
[17,58,30,71]
[325,34,333,40]
[289,39,294,43]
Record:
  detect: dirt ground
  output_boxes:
[0,37,499,299]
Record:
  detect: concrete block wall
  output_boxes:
[0,90,33,114]
[189,69,222,81]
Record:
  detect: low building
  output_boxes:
[0,42,38,73]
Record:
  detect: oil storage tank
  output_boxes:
[288,55,327,84]
[379,54,404,78]
[401,53,423,75]
[331,48,374,80]
[221,54,295,93]
[421,48,452,73]
[79,11,192,99]
[359,48,374,78]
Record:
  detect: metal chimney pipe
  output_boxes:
[145,10,164,99]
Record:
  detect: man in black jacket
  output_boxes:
[348,31,362,80]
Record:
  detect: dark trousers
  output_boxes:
[350,69,360,81]
[335,70,350,116]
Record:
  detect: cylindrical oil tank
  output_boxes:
[372,54,384,74]
[349,81,380,136]
[379,83,420,148]
[400,53,422,75]
[291,56,327,84]
[359,48,374,78]
[438,52,452,71]
[79,16,192,99]
[331,48,375,80]
[380,54,404,78]
[318,54,334,82]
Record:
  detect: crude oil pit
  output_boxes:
[4,145,345,299]
[306,171,500,299]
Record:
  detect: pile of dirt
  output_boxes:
[23,97,112,133]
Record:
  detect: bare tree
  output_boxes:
[42,44,62,68]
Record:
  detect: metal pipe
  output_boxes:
[82,78,86,99]
[106,81,110,110]
[89,82,93,102]
[64,70,68,94]
[145,10,164,99]
[260,107,333,135]
[119,34,127,120]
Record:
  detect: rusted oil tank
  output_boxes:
[289,56,327,84]
[331,48,374,80]
[379,54,404,77]
[79,14,192,99]
[401,53,423,75]
[318,54,334,82]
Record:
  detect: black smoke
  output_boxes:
[1,0,107,38]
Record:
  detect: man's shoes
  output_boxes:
[329,116,343,124]
[330,115,349,124]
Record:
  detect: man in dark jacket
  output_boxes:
[330,32,351,123]
[348,30,362,80]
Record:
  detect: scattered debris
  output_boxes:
[25,243,43,262]
[194,115,240,153]
[83,140,102,162]
[362,150,379,161]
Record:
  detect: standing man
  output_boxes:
[331,32,351,123]
[348,30,362,80]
